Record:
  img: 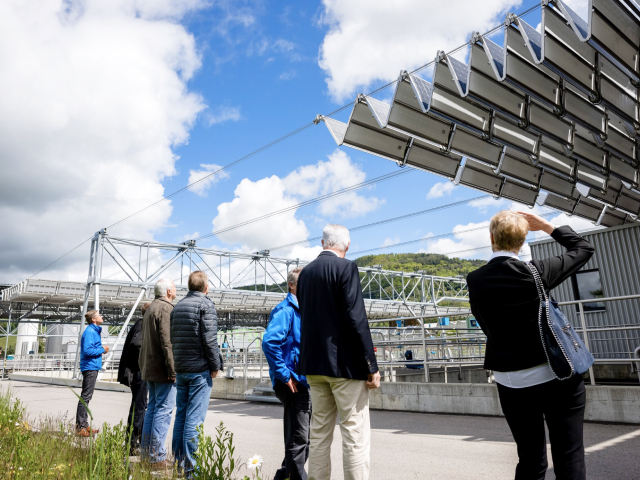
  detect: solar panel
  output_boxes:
[318,0,640,228]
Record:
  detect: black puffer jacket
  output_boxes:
[170,291,222,373]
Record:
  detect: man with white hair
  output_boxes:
[139,278,176,469]
[297,224,380,480]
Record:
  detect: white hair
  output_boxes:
[154,278,174,298]
[322,224,350,251]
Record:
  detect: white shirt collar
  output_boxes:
[490,250,520,261]
[322,249,339,256]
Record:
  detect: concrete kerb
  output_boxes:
[9,373,130,393]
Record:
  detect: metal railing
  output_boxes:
[7,293,638,386]
[10,352,121,382]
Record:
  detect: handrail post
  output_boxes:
[578,301,596,386]
[420,319,429,382]
[259,333,264,382]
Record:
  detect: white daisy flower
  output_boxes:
[246,455,263,470]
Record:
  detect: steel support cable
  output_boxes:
[347,211,558,256]
[168,195,492,287]
[265,195,491,253]
[194,169,413,241]
[404,223,602,260]
[27,2,542,279]
[101,167,414,280]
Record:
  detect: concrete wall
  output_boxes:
[211,377,262,400]
[209,377,640,424]
[368,382,640,424]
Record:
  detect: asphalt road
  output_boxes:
[5,380,640,479]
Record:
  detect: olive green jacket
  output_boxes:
[139,297,175,383]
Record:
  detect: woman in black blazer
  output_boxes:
[467,211,594,480]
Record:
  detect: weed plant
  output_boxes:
[0,387,245,480]
[0,388,154,479]
[192,422,240,480]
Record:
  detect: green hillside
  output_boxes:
[354,253,485,278]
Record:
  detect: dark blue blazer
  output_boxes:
[467,226,594,372]
[297,250,378,380]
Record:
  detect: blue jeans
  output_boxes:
[141,381,176,463]
[172,371,213,475]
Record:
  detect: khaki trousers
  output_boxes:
[306,375,370,480]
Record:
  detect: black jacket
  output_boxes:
[118,318,143,387]
[467,226,594,372]
[297,250,379,380]
[170,291,222,374]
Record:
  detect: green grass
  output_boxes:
[0,388,154,479]
[0,387,242,480]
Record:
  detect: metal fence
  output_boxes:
[10,352,121,382]
[6,293,639,386]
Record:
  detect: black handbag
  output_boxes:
[527,262,594,380]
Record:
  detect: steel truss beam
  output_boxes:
[1,229,469,379]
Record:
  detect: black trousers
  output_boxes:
[75,370,98,430]
[497,376,587,480]
[274,380,311,480]
[127,371,148,451]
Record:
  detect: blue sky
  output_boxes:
[1,0,592,282]
[160,0,555,259]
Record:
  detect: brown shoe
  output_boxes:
[91,428,100,434]
[150,460,173,471]
[76,427,91,437]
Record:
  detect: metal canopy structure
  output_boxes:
[1,230,469,320]
[1,228,469,377]
[317,0,640,228]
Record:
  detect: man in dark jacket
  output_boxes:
[118,302,151,454]
[170,270,222,476]
[297,224,380,480]
[139,279,176,467]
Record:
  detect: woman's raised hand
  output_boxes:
[517,212,556,235]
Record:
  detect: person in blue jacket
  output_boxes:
[75,309,109,436]
[262,266,310,480]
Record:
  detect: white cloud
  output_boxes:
[420,221,493,260]
[426,182,456,200]
[247,37,303,62]
[211,175,316,259]
[206,106,241,125]
[318,0,521,102]
[283,149,384,218]
[418,200,598,261]
[279,69,297,81]
[210,149,383,258]
[0,1,206,282]
[187,164,230,196]
[381,237,400,247]
[469,196,510,213]
[273,39,296,53]
[561,0,588,19]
